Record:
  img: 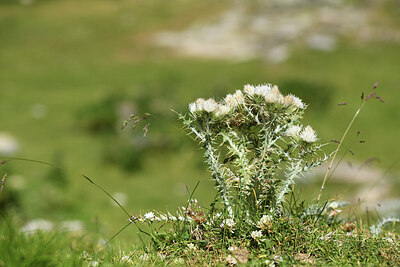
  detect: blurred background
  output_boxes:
[0,0,399,241]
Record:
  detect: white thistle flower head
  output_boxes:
[291,95,305,109]
[202,98,218,113]
[233,90,245,105]
[189,102,198,114]
[300,125,317,143]
[283,94,295,107]
[285,125,302,138]
[195,98,205,109]
[224,94,237,109]
[243,84,255,96]
[251,230,263,240]
[272,85,284,104]
[254,84,272,97]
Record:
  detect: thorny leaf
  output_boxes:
[330,140,340,144]
[0,160,7,165]
[349,150,355,156]
[361,92,364,100]
[373,81,379,89]
[337,102,347,106]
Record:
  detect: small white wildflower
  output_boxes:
[299,125,318,143]
[226,254,238,265]
[215,104,231,116]
[144,212,155,221]
[285,125,302,138]
[251,230,263,240]
[186,243,197,251]
[257,215,272,229]
[243,84,255,95]
[202,98,218,113]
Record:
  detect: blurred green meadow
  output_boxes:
[0,0,400,243]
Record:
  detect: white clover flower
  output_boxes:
[144,212,155,221]
[202,98,218,113]
[215,104,231,116]
[257,215,272,229]
[251,230,263,240]
[226,255,238,265]
[285,125,302,138]
[233,90,245,105]
[300,125,318,143]
[243,84,255,95]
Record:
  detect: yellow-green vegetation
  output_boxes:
[0,0,400,265]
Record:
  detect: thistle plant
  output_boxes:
[179,83,329,216]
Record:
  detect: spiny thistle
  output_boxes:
[179,83,329,215]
